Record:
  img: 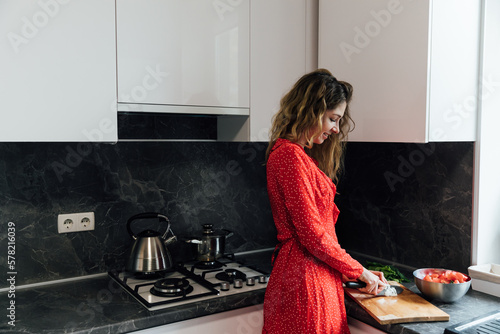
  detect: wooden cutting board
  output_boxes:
[344,282,450,325]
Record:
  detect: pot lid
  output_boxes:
[202,224,215,235]
[201,224,232,237]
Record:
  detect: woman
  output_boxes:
[263,69,387,334]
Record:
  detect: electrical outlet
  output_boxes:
[57,212,95,233]
[58,214,76,233]
[78,212,95,231]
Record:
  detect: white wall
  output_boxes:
[473,0,500,265]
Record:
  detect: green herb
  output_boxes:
[365,261,411,283]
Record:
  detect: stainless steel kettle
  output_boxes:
[126,212,176,274]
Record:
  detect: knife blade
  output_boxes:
[344,281,404,296]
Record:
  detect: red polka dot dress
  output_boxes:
[262,138,364,334]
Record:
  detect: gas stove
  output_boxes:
[108,255,269,311]
[444,310,500,334]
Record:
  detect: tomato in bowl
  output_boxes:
[413,268,471,303]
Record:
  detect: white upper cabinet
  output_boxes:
[116,0,250,115]
[319,0,481,143]
[249,0,317,142]
[0,0,117,142]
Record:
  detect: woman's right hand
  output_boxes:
[357,267,388,295]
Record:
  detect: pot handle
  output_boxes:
[185,239,203,244]
[127,212,170,240]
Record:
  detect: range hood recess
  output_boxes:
[117,111,249,142]
[117,103,249,116]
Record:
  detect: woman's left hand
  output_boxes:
[370,270,389,285]
[357,268,389,295]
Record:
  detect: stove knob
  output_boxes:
[246,277,255,286]
[220,282,230,291]
[233,279,243,289]
[258,275,267,284]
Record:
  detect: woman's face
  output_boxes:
[311,101,347,145]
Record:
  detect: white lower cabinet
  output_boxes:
[132,305,264,334]
[130,306,382,334]
[347,317,386,334]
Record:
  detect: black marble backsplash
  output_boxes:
[0,141,473,288]
[0,141,276,287]
[336,142,474,274]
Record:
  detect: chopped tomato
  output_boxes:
[454,272,468,282]
[422,270,469,284]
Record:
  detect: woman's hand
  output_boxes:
[357,267,389,295]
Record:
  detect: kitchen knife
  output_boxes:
[344,281,404,296]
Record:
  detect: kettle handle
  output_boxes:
[127,212,170,240]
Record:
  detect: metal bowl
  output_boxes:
[413,268,471,303]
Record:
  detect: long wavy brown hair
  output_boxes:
[265,69,354,182]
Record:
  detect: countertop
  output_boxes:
[346,253,500,334]
[0,250,272,334]
[346,282,500,334]
[1,250,499,334]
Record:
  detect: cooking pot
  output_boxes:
[185,224,233,262]
[126,212,177,274]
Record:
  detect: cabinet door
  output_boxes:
[0,0,117,142]
[249,0,315,142]
[117,0,249,110]
[132,305,263,333]
[319,0,430,142]
[348,317,386,334]
[427,0,480,142]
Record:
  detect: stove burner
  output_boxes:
[193,261,224,270]
[150,278,194,297]
[215,269,247,283]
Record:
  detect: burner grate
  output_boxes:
[215,269,247,283]
[445,311,500,334]
[107,256,268,311]
[477,319,500,334]
[108,267,219,310]
[193,261,224,270]
[150,278,194,297]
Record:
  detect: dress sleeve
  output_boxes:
[274,147,363,279]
